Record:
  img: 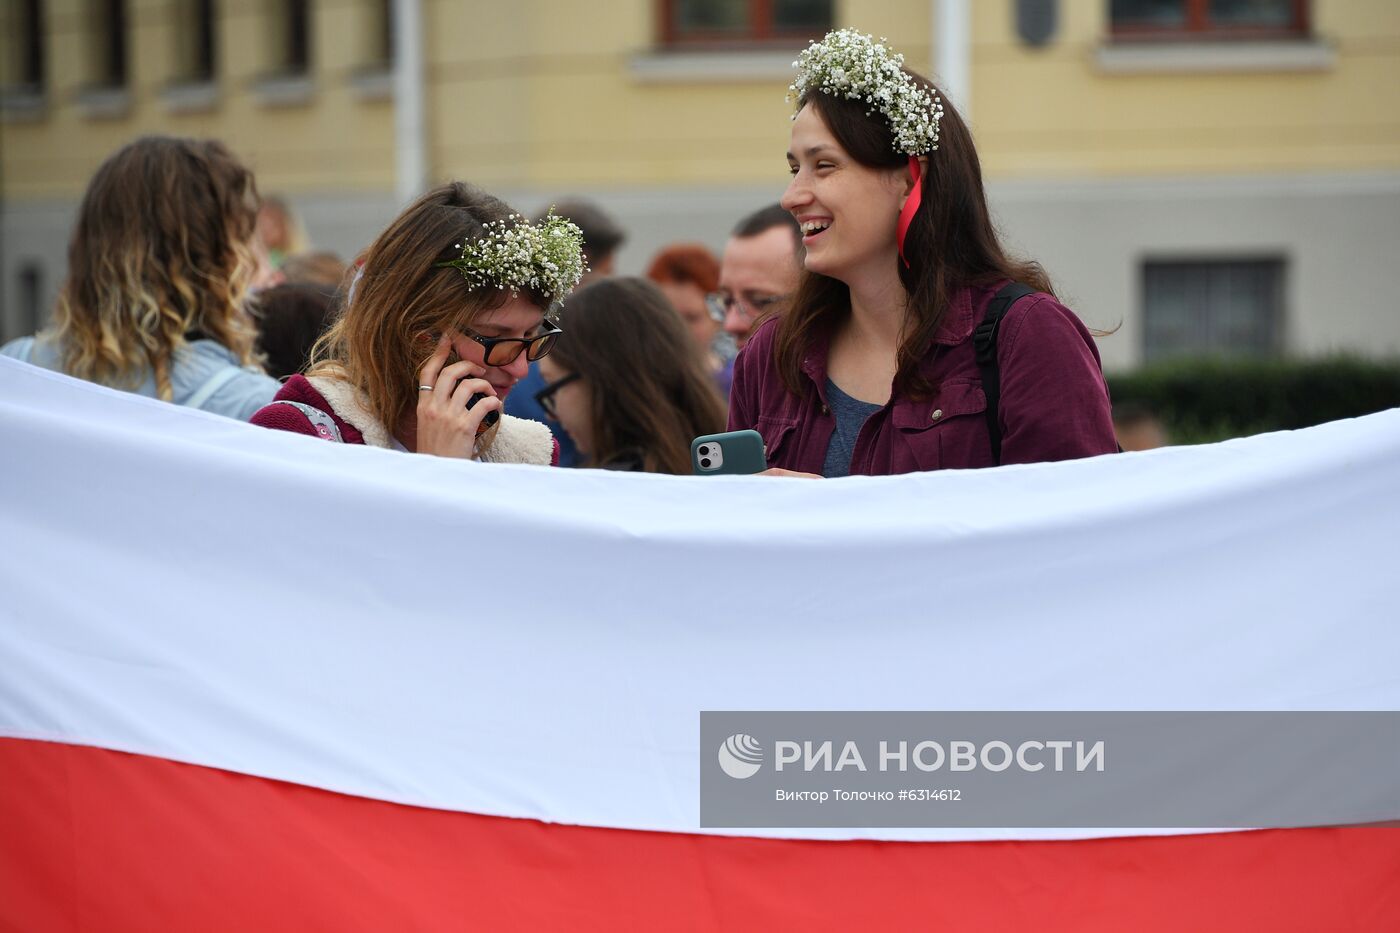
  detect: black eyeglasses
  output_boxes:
[704,291,788,322]
[533,372,579,419]
[465,320,563,367]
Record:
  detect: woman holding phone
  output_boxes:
[728,30,1117,477]
[251,182,584,464]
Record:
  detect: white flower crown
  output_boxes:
[437,211,588,311]
[788,28,944,157]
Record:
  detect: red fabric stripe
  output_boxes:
[896,154,922,268]
[2,738,1397,931]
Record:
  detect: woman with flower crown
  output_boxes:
[250,182,585,464]
[728,30,1117,477]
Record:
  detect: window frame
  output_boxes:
[1110,0,1310,42]
[1141,257,1287,363]
[172,0,216,84]
[657,0,833,49]
[96,0,129,89]
[17,261,47,339]
[6,0,46,92]
[367,0,394,71]
[281,0,311,75]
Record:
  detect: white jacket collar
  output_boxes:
[306,375,554,466]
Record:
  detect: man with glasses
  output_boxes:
[712,204,803,353]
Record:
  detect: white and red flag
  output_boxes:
[2,357,1398,930]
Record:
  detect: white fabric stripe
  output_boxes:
[2,355,1397,843]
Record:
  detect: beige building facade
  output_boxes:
[3,0,1398,368]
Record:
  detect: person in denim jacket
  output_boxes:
[729,31,1116,477]
[1,136,278,422]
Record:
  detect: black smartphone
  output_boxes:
[442,343,500,432]
[467,392,501,431]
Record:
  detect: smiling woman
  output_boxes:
[728,29,1118,477]
[250,183,585,465]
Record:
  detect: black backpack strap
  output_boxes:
[973,282,1037,465]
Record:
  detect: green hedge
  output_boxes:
[1105,356,1400,445]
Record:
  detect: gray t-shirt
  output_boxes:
[821,379,883,478]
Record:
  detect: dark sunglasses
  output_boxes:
[533,372,579,419]
[464,320,563,367]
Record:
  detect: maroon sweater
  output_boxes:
[250,375,368,443]
[252,375,561,465]
[728,282,1117,475]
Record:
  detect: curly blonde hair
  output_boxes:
[49,136,262,399]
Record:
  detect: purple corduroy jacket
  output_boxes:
[727,281,1118,475]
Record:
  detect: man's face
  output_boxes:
[717,226,800,350]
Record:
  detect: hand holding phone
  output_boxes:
[414,335,503,458]
[444,340,499,433]
[691,430,767,475]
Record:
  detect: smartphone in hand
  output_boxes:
[443,343,500,433]
[691,430,767,475]
[467,393,501,432]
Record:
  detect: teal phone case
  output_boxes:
[691,430,768,475]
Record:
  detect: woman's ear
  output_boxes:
[902,156,929,199]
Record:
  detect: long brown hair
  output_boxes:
[50,136,261,399]
[547,277,726,474]
[773,73,1053,399]
[309,182,549,434]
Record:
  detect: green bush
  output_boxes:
[1105,356,1400,445]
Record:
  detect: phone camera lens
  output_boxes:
[700,458,712,468]
[698,445,710,456]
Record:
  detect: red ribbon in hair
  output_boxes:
[896,155,923,269]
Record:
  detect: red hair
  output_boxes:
[645,243,720,294]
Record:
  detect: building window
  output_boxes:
[252,1,313,105]
[365,0,394,70]
[279,0,311,74]
[1,0,45,93]
[173,0,216,83]
[660,0,833,46]
[379,0,395,68]
[1142,259,1285,361]
[348,0,393,99]
[1110,0,1309,40]
[18,262,46,339]
[93,0,129,88]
